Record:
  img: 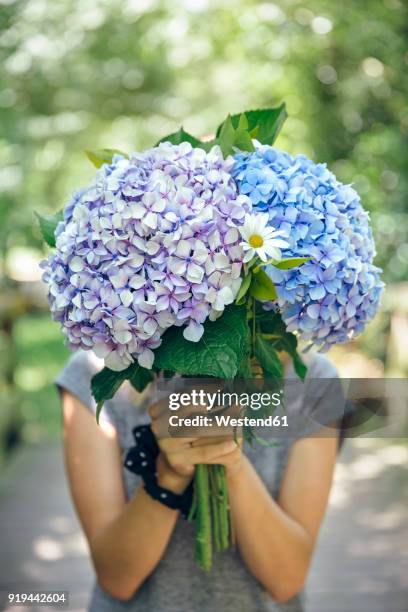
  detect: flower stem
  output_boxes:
[215,464,230,550]
[194,464,212,570]
[209,466,221,552]
[188,476,197,522]
[252,297,256,357]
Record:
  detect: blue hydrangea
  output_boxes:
[232,146,384,350]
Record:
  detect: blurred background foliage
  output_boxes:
[0,0,407,445]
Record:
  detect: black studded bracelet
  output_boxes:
[124,424,193,518]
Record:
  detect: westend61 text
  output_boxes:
[168,414,289,428]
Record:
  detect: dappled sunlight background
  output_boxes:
[1,0,407,444]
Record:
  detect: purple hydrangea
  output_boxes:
[41,143,251,370]
[232,146,384,350]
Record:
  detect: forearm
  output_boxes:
[90,458,190,601]
[227,457,312,602]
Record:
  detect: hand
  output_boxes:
[189,436,243,477]
[148,399,244,490]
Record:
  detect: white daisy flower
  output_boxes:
[239,213,289,263]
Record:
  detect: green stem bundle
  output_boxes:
[193,464,231,570]
[194,464,212,570]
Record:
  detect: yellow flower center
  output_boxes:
[249,234,264,248]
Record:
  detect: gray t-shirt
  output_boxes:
[56,350,339,612]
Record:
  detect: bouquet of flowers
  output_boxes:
[39,106,383,570]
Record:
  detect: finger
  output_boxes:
[191,435,235,447]
[187,440,238,464]
[192,434,243,447]
[204,446,242,465]
[168,403,209,419]
[153,417,205,440]
[150,400,210,427]
[159,436,198,452]
[148,397,170,420]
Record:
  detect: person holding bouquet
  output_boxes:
[40,109,382,611]
[58,348,339,612]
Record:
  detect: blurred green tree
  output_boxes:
[1,0,406,280]
[1,0,407,440]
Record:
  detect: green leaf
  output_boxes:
[247,105,287,144]
[273,257,311,270]
[254,256,310,273]
[217,115,236,157]
[256,306,286,334]
[216,113,255,155]
[216,105,287,145]
[237,113,249,130]
[257,309,308,381]
[85,148,128,168]
[91,366,129,403]
[91,362,154,423]
[95,401,104,424]
[237,354,253,378]
[155,127,203,148]
[249,269,278,301]
[291,351,308,381]
[154,305,249,378]
[235,273,252,305]
[233,128,256,152]
[35,210,64,247]
[91,367,129,422]
[254,336,283,378]
[128,363,155,392]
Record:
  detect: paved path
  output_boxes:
[0,444,92,612]
[307,438,408,612]
[0,440,407,612]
